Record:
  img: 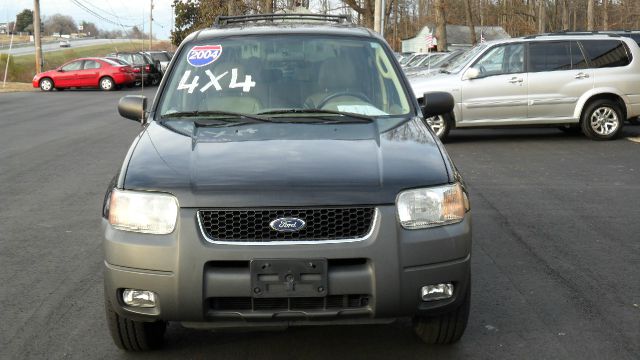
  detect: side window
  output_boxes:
[83,60,101,69]
[132,54,145,64]
[571,41,589,69]
[581,40,631,68]
[474,43,524,77]
[120,54,132,64]
[529,41,572,72]
[61,61,83,71]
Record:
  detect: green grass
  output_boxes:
[0,41,170,83]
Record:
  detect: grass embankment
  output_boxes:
[0,82,36,92]
[0,40,171,83]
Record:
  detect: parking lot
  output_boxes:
[0,88,638,359]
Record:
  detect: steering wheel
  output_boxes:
[315,92,373,109]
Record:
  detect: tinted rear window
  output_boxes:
[529,41,588,72]
[580,40,631,68]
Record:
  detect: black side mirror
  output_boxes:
[421,92,454,118]
[118,95,147,123]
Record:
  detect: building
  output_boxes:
[0,23,8,34]
[402,24,510,53]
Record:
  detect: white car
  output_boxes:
[59,40,71,48]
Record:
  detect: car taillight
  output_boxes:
[145,64,151,73]
[133,68,141,73]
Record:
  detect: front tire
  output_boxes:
[413,281,470,344]
[39,78,53,91]
[580,99,623,140]
[424,113,453,141]
[99,76,115,91]
[105,299,166,351]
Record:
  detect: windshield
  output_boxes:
[405,54,429,67]
[442,44,487,73]
[149,52,170,62]
[158,35,411,118]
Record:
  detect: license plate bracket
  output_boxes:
[250,259,327,298]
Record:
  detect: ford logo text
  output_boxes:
[269,217,306,232]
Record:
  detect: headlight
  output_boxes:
[108,189,178,234]
[397,183,468,229]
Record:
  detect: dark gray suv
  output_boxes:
[102,14,471,351]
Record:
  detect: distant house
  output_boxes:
[0,23,8,34]
[402,24,510,53]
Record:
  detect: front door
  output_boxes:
[459,43,527,125]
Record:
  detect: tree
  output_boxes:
[44,14,78,35]
[171,0,237,45]
[80,21,99,36]
[586,0,594,30]
[434,0,447,51]
[464,0,476,46]
[15,9,33,33]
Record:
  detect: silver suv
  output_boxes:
[410,34,640,140]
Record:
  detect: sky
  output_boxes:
[3,0,175,39]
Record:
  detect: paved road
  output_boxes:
[0,38,132,56]
[0,89,639,359]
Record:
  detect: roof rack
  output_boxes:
[214,13,350,27]
[524,31,621,39]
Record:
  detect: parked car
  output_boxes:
[32,57,136,91]
[59,40,71,48]
[410,33,640,140]
[404,49,467,77]
[144,50,172,74]
[103,13,471,351]
[402,52,435,68]
[105,52,162,85]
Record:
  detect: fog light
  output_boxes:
[421,283,454,301]
[122,289,157,308]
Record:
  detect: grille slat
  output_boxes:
[209,295,369,312]
[199,207,375,242]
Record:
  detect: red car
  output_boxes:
[32,57,136,91]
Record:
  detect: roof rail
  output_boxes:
[524,31,621,39]
[214,13,350,27]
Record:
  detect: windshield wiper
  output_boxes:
[160,110,274,123]
[257,109,374,122]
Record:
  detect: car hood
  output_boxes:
[123,119,450,207]
[409,73,458,99]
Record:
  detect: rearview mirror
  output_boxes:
[421,92,454,118]
[463,67,480,80]
[118,95,147,123]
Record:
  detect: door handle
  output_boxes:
[575,72,590,79]
[508,77,523,84]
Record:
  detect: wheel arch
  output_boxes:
[575,90,628,122]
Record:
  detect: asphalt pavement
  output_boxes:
[0,88,638,359]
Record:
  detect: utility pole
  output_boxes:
[149,0,153,50]
[33,0,43,73]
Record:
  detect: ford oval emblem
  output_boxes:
[270,217,306,232]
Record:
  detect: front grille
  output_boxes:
[198,207,375,242]
[209,295,370,312]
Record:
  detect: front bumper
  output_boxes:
[103,206,471,325]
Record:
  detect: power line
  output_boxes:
[70,0,135,27]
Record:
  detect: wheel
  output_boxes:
[580,99,623,140]
[39,78,53,91]
[413,281,470,345]
[100,77,115,91]
[105,298,166,351]
[424,113,452,141]
[151,76,160,86]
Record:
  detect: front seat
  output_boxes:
[305,56,357,109]
[201,59,262,113]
